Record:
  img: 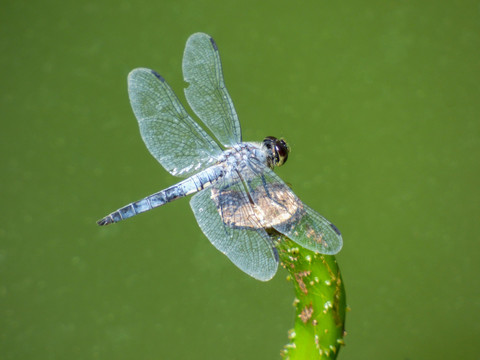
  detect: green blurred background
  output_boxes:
[2,0,479,359]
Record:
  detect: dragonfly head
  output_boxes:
[263,136,290,168]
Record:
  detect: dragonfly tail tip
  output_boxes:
[97,216,113,226]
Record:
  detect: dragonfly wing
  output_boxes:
[128,68,223,178]
[183,33,242,147]
[190,179,278,281]
[244,159,343,255]
[275,202,343,255]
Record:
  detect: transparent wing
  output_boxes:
[277,203,343,255]
[190,178,278,281]
[244,159,343,255]
[128,68,223,178]
[183,33,242,147]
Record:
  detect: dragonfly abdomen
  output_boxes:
[97,165,224,226]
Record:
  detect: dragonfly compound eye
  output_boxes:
[262,136,289,167]
[275,138,289,167]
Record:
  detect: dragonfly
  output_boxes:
[97,33,343,281]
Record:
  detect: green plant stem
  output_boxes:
[276,236,347,359]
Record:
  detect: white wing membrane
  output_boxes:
[128,68,223,178]
[190,180,279,281]
[244,159,343,255]
[275,203,343,255]
[183,33,242,147]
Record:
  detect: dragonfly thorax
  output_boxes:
[219,142,268,170]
